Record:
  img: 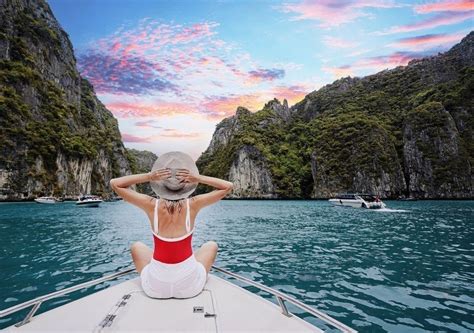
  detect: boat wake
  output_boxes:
[373,208,408,213]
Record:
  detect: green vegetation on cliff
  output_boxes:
[0,1,134,199]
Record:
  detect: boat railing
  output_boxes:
[0,266,356,333]
[212,266,356,333]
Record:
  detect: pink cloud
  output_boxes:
[383,11,473,34]
[389,32,465,50]
[157,129,202,138]
[134,120,163,129]
[322,64,354,78]
[122,133,152,143]
[415,0,473,13]
[323,51,432,79]
[172,22,219,44]
[279,0,401,27]
[106,101,196,118]
[122,130,203,143]
[200,94,263,120]
[247,68,285,83]
[269,84,311,105]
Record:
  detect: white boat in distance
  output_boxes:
[76,195,103,207]
[329,193,386,209]
[34,196,58,204]
[0,266,356,332]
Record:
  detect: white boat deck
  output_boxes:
[4,274,322,332]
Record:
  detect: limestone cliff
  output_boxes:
[198,32,473,199]
[127,149,158,196]
[0,0,137,200]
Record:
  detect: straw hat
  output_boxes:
[150,151,199,200]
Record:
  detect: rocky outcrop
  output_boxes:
[0,0,142,200]
[228,145,276,198]
[206,107,251,155]
[126,149,158,196]
[197,32,474,199]
[403,102,472,198]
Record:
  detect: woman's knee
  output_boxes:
[204,240,218,252]
[130,241,146,254]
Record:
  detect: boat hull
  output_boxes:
[329,198,384,209]
[75,201,102,207]
[34,199,57,204]
[329,199,363,208]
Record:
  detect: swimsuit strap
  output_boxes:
[185,198,191,233]
[154,198,159,234]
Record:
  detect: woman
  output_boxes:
[110,151,233,299]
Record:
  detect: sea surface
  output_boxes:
[0,200,473,332]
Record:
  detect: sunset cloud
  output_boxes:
[414,0,473,14]
[269,84,312,105]
[248,68,285,82]
[279,0,401,27]
[323,51,432,79]
[389,32,465,50]
[380,11,473,34]
[134,120,163,129]
[322,65,354,78]
[78,51,177,95]
[122,133,152,143]
[106,101,196,118]
[200,94,263,120]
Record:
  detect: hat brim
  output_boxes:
[150,181,198,200]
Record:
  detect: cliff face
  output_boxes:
[197,32,473,199]
[228,145,276,198]
[126,148,158,196]
[0,0,135,200]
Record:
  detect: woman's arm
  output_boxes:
[110,169,171,212]
[196,174,233,190]
[176,170,233,210]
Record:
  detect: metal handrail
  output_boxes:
[0,267,135,326]
[0,266,356,332]
[211,266,356,333]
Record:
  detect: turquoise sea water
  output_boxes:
[0,200,473,332]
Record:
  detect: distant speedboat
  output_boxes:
[76,195,103,207]
[329,193,386,209]
[398,197,417,201]
[34,196,58,204]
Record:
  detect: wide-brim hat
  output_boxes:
[150,151,199,200]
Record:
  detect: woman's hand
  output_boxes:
[148,168,172,182]
[176,168,200,184]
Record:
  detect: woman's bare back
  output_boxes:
[146,198,198,239]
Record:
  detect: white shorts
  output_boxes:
[140,254,207,299]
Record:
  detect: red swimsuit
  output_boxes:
[152,198,193,264]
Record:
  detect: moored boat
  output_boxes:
[33,196,58,204]
[0,266,356,332]
[329,193,386,209]
[75,195,103,207]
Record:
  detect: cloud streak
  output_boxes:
[278,0,401,27]
[323,50,434,79]
[414,0,473,14]
[380,11,473,34]
[389,32,466,50]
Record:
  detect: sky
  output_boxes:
[47,0,474,160]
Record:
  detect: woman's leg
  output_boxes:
[130,241,153,274]
[194,241,218,274]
